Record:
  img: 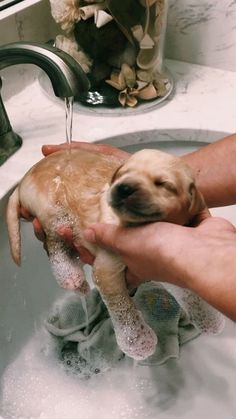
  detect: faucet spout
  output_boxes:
[0,41,90,165]
[0,41,90,98]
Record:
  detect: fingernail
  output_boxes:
[83,228,96,243]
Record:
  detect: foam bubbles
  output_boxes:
[162,284,225,334]
[104,295,157,360]
[49,248,90,294]
[0,328,156,419]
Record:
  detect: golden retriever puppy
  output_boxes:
[7,148,205,360]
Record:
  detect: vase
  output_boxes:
[50,0,172,110]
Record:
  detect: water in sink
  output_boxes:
[1,134,236,419]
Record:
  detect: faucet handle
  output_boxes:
[0,86,22,165]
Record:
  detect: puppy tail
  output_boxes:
[6,187,22,266]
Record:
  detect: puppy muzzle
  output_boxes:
[108,182,163,222]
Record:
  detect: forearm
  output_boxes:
[42,135,236,208]
[180,240,236,322]
[182,133,236,208]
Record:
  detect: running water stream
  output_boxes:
[65,97,91,358]
[65,97,74,145]
[80,295,91,363]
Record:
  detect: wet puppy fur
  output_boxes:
[6,148,205,360]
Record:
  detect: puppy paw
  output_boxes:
[48,245,90,295]
[115,313,157,361]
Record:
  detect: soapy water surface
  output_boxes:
[1,313,235,418]
[0,328,159,419]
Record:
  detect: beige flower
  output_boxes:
[105,63,168,107]
[106,69,126,91]
[119,88,139,107]
[137,83,158,100]
[106,64,137,90]
[121,64,137,88]
[106,64,139,106]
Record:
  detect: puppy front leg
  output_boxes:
[46,234,90,295]
[93,250,157,360]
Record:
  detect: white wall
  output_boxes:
[166,0,236,71]
[0,0,58,45]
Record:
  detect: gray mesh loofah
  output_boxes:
[45,283,201,376]
[161,283,225,335]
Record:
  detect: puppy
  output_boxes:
[7,148,205,360]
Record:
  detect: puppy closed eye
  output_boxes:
[154,179,165,187]
[154,179,178,194]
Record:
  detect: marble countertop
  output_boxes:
[1,58,236,199]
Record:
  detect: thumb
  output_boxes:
[189,206,211,227]
[83,223,122,251]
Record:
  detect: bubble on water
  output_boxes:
[0,328,156,419]
[6,331,12,343]
[162,283,225,334]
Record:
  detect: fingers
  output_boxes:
[42,141,130,160]
[56,225,74,242]
[20,207,96,265]
[75,247,95,265]
[56,226,95,265]
[189,207,211,227]
[20,207,46,242]
[32,218,46,242]
[84,224,150,288]
[20,207,34,221]
[42,142,81,156]
[83,224,123,252]
[20,207,46,244]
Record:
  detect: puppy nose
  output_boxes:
[115,183,136,199]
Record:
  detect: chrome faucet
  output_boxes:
[0,41,90,165]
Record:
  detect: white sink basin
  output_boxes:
[1,134,236,419]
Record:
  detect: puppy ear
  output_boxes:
[110,164,123,185]
[188,183,206,216]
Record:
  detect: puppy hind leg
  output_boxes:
[6,187,21,265]
[93,250,157,360]
[46,234,90,295]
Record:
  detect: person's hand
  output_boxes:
[82,208,233,287]
[41,141,130,161]
[20,207,45,241]
[84,211,236,322]
[20,141,130,262]
[82,209,236,321]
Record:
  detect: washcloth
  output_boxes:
[45,282,200,377]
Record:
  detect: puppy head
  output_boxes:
[108,149,205,226]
